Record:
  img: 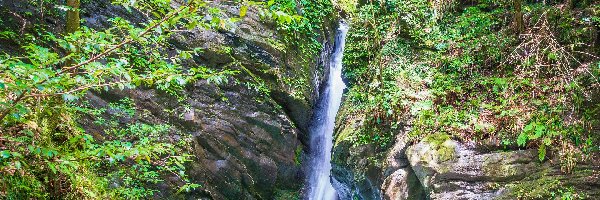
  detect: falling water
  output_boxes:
[306,22,349,200]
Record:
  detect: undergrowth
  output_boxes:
[337,0,600,178]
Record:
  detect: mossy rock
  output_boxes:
[499,166,600,200]
[422,133,456,162]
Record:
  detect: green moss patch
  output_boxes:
[423,133,456,162]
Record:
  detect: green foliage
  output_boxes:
[266,0,333,56]
[409,1,599,168]
[258,0,334,101]
[340,0,599,178]
[294,146,302,166]
[1,0,332,197]
[0,0,239,124]
[0,0,248,198]
[337,0,435,149]
[333,0,358,14]
[1,97,198,199]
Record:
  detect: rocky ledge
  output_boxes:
[333,130,600,200]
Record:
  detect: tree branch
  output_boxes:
[0,3,192,122]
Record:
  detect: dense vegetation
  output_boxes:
[0,0,236,198]
[332,1,600,198]
[338,0,598,176]
[0,0,332,199]
[2,0,598,198]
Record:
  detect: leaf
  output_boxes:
[123,142,133,150]
[239,5,248,18]
[0,150,10,159]
[10,152,22,158]
[48,163,57,173]
[517,132,528,147]
[533,125,545,139]
[175,160,185,169]
[14,161,21,169]
[538,144,546,162]
[45,149,54,158]
[523,123,534,133]
[179,51,192,59]
[27,145,35,153]
[547,52,557,60]
[543,137,552,146]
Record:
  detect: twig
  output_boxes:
[25,80,129,98]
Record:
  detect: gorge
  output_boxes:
[1,0,600,199]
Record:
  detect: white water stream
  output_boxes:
[306,22,349,200]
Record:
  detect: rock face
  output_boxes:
[332,130,600,200]
[405,134,600,200]
[84,3,336,200]
[331,141,384,200]
[1,0,336,199]
[405,134,539,199]
[331,123,425,200]
[381,134,425,200]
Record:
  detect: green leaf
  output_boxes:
[517,132,528,147]
[10,152,22,158]
[48,163,57,173]
[44,149,57,158]
[538,144,546,162]
[547,52,557,60]
[239,5,248,17]
[523,123,534,133]
[14,160,21,169]
[533,125,545,139]
[543,137,552,146]
[0,150,10,159]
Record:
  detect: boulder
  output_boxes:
[405,133,546,199]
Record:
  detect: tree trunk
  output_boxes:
[65,0,80,71]
[66,0,80,34]
[514,0,525,34]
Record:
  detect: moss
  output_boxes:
[501,168,589,200]
[294,146,302,166]
[505,175,562,199]
[423,133,456,162]
[480,154,521,180]
[334,121,356,146]
[273,189,301,200]
[423,133,450,147]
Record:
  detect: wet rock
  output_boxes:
[381,134,425,200]
[331,140,384,200]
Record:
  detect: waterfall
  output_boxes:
[306,22,349,200]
